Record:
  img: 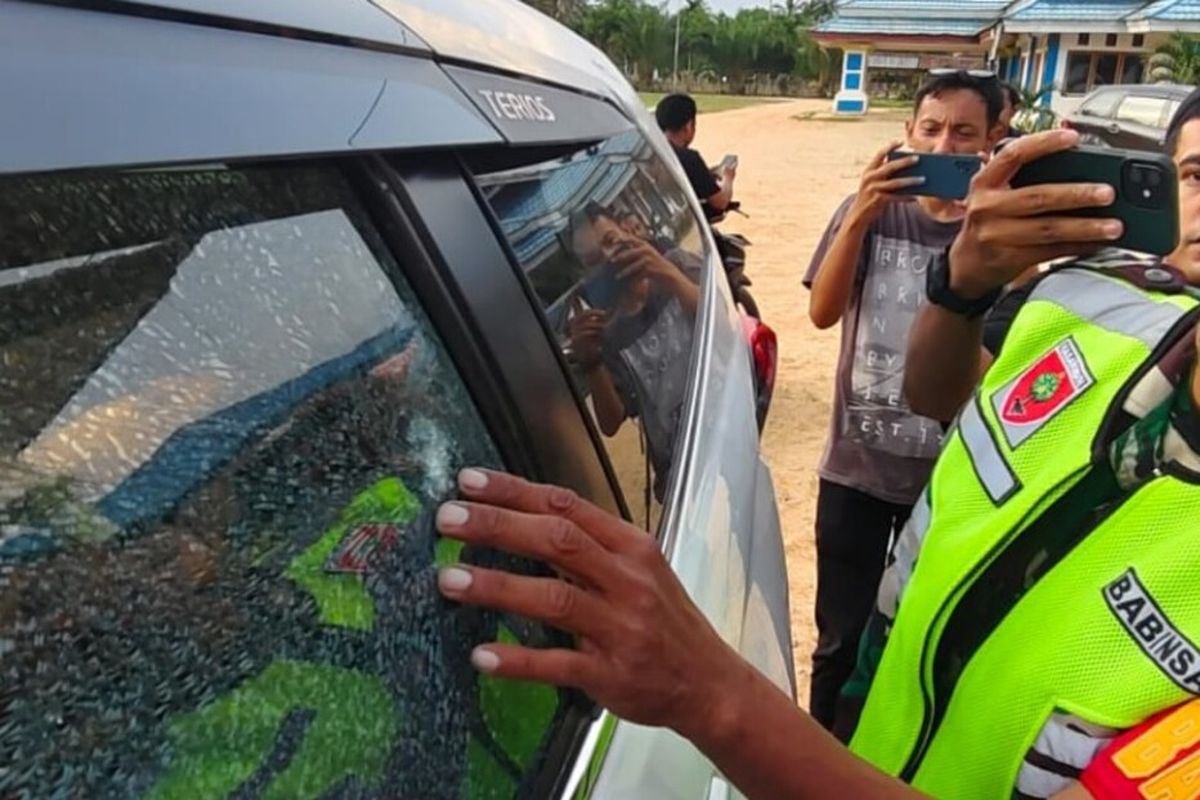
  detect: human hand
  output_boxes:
[435,469,742,740]
[611,240,686,291]
[847,140,925,226]
[947,129,1121,300]
[566,308,609,369]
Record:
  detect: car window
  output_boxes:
[1079,90,1121,119]
[0,165,568,799]
[473,130,707,531]
[1117,95,1168,128]
[1166,100,1182,127]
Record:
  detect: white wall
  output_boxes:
[1044,31,1167,116]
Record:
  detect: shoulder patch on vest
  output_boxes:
[991,337,1096,449]
[1105,569,1200,695]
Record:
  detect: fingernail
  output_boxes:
[1103,221,1123,239]
[438,566,473,593]
[1096,185,1115,203]
[437,502,469,529]
[459,469,489,491]
[912,176,927,184]
[472,647,501,673]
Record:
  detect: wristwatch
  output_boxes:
[926,246,1002,319]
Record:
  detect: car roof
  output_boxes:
[1,0,640,175]
[100,0,433,54]
[1086,83,1194,100]
[97,0,628,100]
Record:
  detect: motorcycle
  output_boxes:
[707,200,774,431]
[708,200,760,319]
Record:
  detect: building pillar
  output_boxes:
[833,49,869,115]
[1023,35,1039,89]
[1040,33,1060,106]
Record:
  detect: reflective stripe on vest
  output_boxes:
[959,398,1020,504]
[1031,269,1188,349]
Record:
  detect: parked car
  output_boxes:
[0,1,789,799]
[1062,83,1194,151]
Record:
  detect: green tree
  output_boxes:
[1149,33,1200,86]
[1012,82,1059,133]
[523,0,829,92]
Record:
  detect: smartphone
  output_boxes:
[886,150,982,200]
[579,241,636,310]
[1009,144,1179,256]
[716,154,738,173]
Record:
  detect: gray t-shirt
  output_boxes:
[804,196,962,506]
[604,248,701,499]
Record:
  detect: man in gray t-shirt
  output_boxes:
[802,70,1005,734]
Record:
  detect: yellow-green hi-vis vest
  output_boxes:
[850,264,1200,798]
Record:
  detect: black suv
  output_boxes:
[1063,83,1194,152]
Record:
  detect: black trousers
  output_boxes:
[809,479,912,735]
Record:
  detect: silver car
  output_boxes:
[0,1,791,798]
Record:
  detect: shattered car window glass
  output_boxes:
[0,166,564,799]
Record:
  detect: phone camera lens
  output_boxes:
[1123,161,1168,210]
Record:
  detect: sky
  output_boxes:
[704,0,772,12]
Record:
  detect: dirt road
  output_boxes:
[692,99,907,703]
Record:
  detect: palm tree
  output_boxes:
[1149,33,1200,86]
[1012,82,1059,133]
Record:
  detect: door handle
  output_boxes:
[1107,123,1121,134]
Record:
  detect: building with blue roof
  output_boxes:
[814,0,1200,116]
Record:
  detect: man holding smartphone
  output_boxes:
[656,93,737,221]
[803,70,1006,734]
[566,202,701,501]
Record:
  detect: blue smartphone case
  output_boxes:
[886,151,982,201]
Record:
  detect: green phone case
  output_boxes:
[1010,144,1179,256]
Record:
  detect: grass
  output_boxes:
[638,92,785,114]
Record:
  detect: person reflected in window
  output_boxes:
[618,209,675,254]
[566,202,701,501]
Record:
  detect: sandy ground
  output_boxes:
[692,100,910,703]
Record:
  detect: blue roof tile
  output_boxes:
[1007,0,1146,20]
[815,16,993,35]
[1128,0,1200,19]
[836,0,1005,9]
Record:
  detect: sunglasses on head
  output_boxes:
[928,68,997,79]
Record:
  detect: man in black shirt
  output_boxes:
[655,94,737,221]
